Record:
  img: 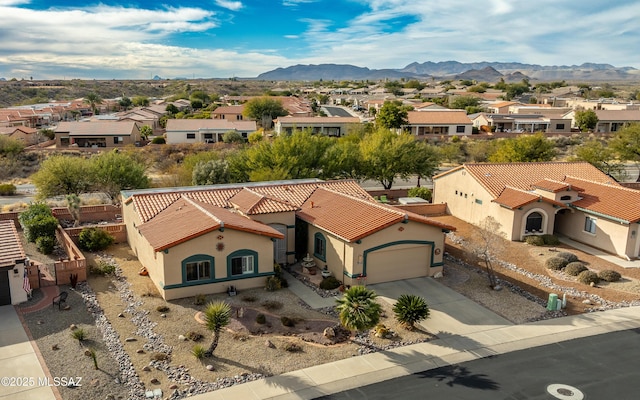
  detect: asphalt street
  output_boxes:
[316,328,640,400]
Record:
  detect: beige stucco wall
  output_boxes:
[306,220,446,286]
[434,168,495,226]
[8,263,28,305]
[250,211,296,265]
[511,203,558,241]
[555,209,636,259]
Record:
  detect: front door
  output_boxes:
[0,270,11,306]
[270,224,287,265]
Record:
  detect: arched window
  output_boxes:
[182,254,214,284]
[227,249,258,277]
[526,212,543,232]
[314,232,326,262]
[560,195,571,201]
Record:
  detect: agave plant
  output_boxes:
[335,285,381,332]
[392,294,430,330]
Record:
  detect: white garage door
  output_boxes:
[365,244,430,284]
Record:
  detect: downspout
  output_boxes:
[342,241,346,285]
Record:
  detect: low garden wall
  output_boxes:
[52,204,121,223]
[394,203,447,216]
[63,223,127,244]
[54,226,87,285]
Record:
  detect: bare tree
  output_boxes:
[470,216,505,289]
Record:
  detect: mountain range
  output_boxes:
[257,61,639,82]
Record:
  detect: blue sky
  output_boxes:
[0,0,638,80]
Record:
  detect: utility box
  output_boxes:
[547,293,558,311]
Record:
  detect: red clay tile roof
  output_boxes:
[129,180,371,223]
[493,187,567,209]
[437,162,617,198]
[297,187,455,242]
[229,188,299,215]
[138,197,284,251]
[564,177,640,223]
[0,220,25,267]
[407,110,472,125]
[531,179,572,193]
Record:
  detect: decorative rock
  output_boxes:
[590,282,595,287]
[150,378,160,384]
[160,314,167,318]
[142,366,151,372]
[37,320,43,325]
[84,349,92,357]
[69,324,77,330]
[118,313,125,318]
[237,307,244,318]
[178,335,187,341]
[433,271,443,279]
[206,365,215,371]
[265,340,275,348]
[136,349,145,354]
[323,327,335,338]
[583,299,593,305]
[51,344,59,350]
[63,305,71,311]
[125,337,137,342]
[90,378,99,386]
[169,384,178,390]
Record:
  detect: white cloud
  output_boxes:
[215,0,243,11]
[283,0,317,7]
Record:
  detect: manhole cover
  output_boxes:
[547,384,584,400]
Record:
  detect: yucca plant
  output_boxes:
[203,301,231,357]
[335,285,382,332]
[71,328,87,342]
[392,294,430,330]
[191,344,206,360]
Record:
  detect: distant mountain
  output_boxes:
[257,61,637,81]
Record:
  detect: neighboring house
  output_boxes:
[471,113,571,133]
[404,110,473,136]
[211,105,246,121]
[562,109,640,132]
[0,126,39,145]
[486,101,524,114]
[55,120,142,148]
[164,119,257,144]
[274,116,361,136]
[0,220,28,305]
[433,162,640,260]
[122,179,455,300]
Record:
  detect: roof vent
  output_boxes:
[310,201,315,208]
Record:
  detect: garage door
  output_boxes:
[0,270,11,306]
[365,243,430,284]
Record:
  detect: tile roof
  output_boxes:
[531,179,572,193]
[565,177,640,223]
[297,187,455,242]
[138,197,284,251]
[129,180,371,223]
[165,119,257,131]
[594,110,640,122]
[55,121,139,136]
[229,188,299,215]
[406,111,472,125]
[211,105,245,115]
[493,187,566,209]
[438,162,617,198]
[0,220,25,267]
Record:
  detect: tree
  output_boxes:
[139,125,153,140]
[360,129,418,189]
[392,294,430,330]
[376,101,409,129]
[449,95,481,113]
[91,150,150,203]
[407,187,432,202]
[222,131,245,144]
[132,96,150,107]
[574,110,598,132]
[192,159,231,185]
[119,97,132,111]
[85,93,103,115]
[0,135,25,156]
[322,136,365,180]
[203,301,231,357]
[18,202,58,243]
[610,123,640,181]
[573,139,622,178]
[470,216,505,289]
[32,155,94,199]
[165,103,179,115]
[335,286,382,332]
[412,141,441,187]
[488,133,555,163]
[65,194,81,227]
[243,97,288,128]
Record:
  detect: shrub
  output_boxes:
[19,202,58,243]
[279,277,289,288]
[256,313,266,324]
[151,352,168,361]
[407,187,432,202]
[0,183,16,196]
[525,235,544,246]
[540,234,560,245]
[265,276,281,291]
[241,295,257,302]
[78,227,115,252]
[92,260,116,275]
[191,345,206,360]
[151,137,166,144]
[71,328,87,342]
[281,316,295,327]
[564,262,587,276]
[557,252,578,263]
[392,294,430,329]
[261,300,282,311]
[186,331,204,341]
[319,276,341,290]
[577,270,600,285]
[156,305,169,312]
[36,235,55,254]
[193,294,206,305]
[545,257,568,271]
[598,270,621,282]
[284,342,302,352]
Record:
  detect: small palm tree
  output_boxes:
[392,294,430,330]
[203,301,231,357]
[335,285,382,332]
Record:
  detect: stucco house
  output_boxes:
[433,162,640,260]
[0,220,29,305]
[165,119,257,144]
[274,116,361,137]
[403,110,473,136]
[471,113,571,133]
[122,179,455,300]
[55,120,142,148]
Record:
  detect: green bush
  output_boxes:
[0,183,16,196]
[598,270,621,282]
[392,294,430,329]
[557,252,578,263]
[261,300,282,311]
[92,260,116,275]
[185,331,203,341]
[265,276,281,291]
[256,313,266,324]
[525,235,544,246]
[545,257,568,271]
[71,328,87,342]
[564,262,587,276]
[36,236,55,254]
[284,342,302,352]
[19,203,58,243]
[191,344,206,360]
[280,316,295,327]
[78,227,114,251]
[193,294,206,305]
[540,234,560,245]
[151,137,166,144]
[241,295,257,302]
[156,305,169,312]
[319,276,341,290]
[577,270,600,285]
[407,187,432,202]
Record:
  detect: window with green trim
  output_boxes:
[228,249,258,277]
[314,232,326,261]
[186,261,211,282]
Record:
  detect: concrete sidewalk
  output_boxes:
[0,306,57,400]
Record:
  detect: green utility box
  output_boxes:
[547,293,558,311]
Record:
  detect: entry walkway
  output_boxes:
[558,235,640,269]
